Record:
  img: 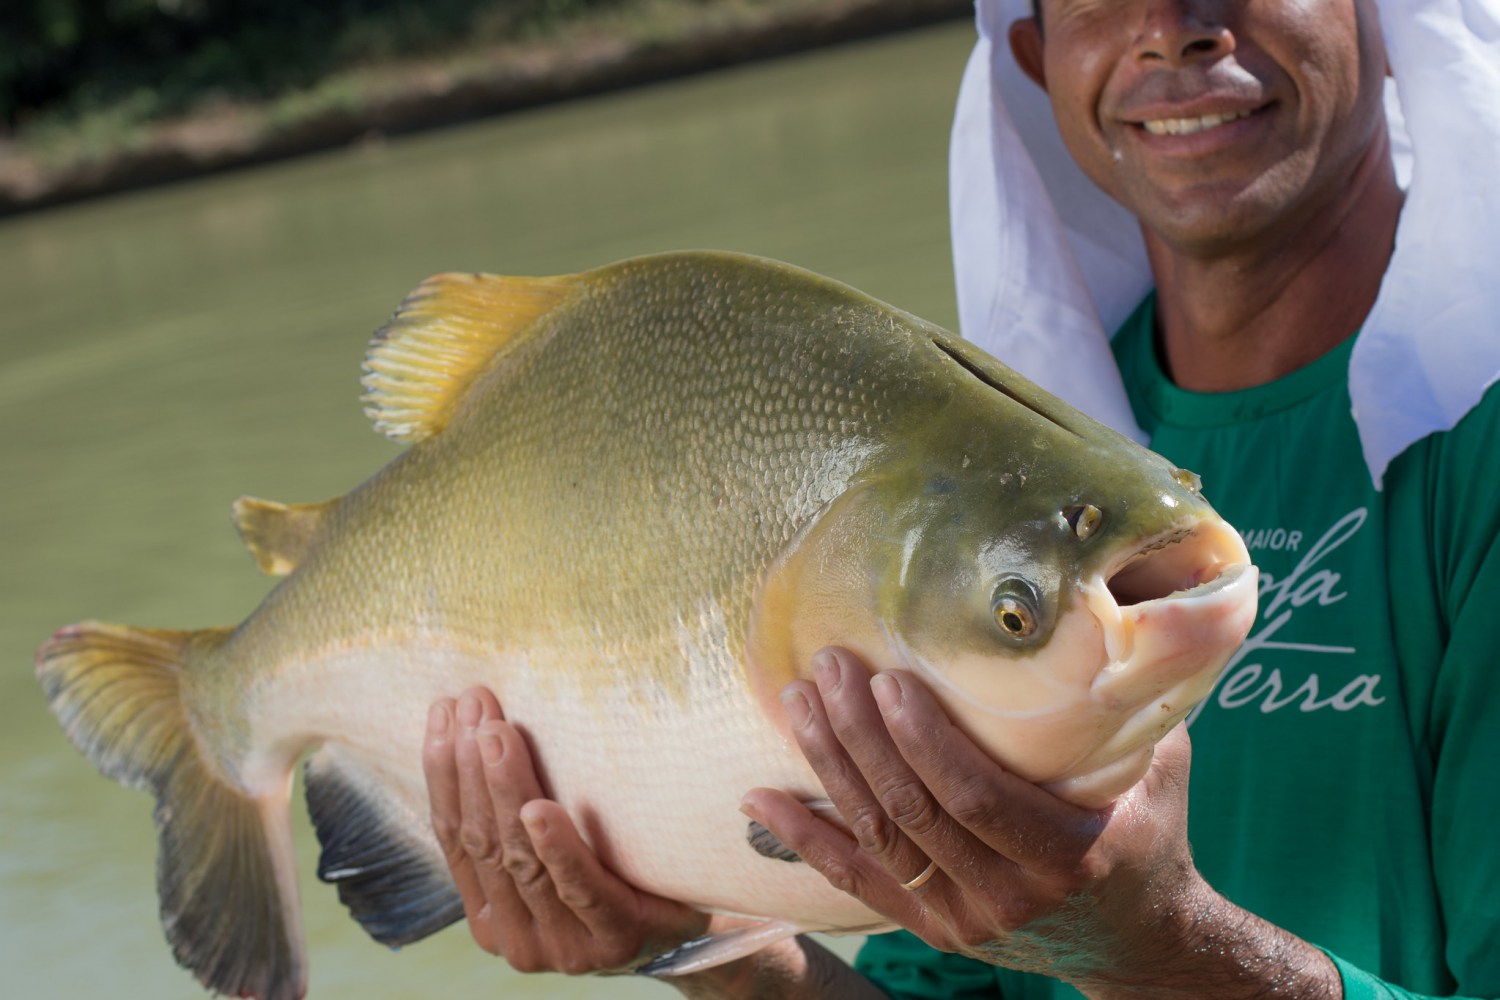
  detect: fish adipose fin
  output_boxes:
[305,747,464,946]
[35,622,308,1000]
[231,495,338,575]
[637,918,813,977]
[361,270,581,444]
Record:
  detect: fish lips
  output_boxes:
[1084,520,1258,690]
[1049,529,1258,805]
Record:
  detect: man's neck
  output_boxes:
[1144,135,1405,393]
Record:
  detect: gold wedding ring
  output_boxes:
[900,860,938,891]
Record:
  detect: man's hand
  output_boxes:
[423,686,892,999]
[741,649,1341,999]
[423,687,711,975]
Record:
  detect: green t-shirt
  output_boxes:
[855,297,1500,999]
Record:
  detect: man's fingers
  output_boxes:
[453,691,539,944]
[782,669,937,892]
[872,670,1105,874]
[811,651,991,889]
[741,788,929,927]
[519,801,625,928]
[521,799,708,969]
[469,711,585,938]
[423,697,497,950]
[429,685,713,976]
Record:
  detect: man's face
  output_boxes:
[1021,0,1390,255]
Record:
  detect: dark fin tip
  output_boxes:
[306,750,463,947]
[746,820,802,863]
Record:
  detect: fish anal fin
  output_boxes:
[637,919,814,977]
[305,747,463,947]
[35,622,308,1000]
[232,496,339,576]
[361,271,581,443]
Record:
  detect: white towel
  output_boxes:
[950,0,1500,485]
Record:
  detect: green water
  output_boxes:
[0,22,973,999]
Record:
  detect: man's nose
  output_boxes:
[1132,0,1234,66]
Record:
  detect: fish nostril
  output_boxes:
[1064,504,1103,540]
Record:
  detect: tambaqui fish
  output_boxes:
[37,251,1257,1000]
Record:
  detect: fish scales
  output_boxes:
[37,251,1258,999]
[230,260,912,740]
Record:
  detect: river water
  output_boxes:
[0,21,974,999]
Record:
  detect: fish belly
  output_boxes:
[247,633,883,932]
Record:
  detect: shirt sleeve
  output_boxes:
[1420,387,1500,996]
[1358,382,1500,999]
[854,931,1000,999]
[1327,950,1491,1000]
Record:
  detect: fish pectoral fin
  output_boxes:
[637,918,816,977]
[362,270,582,443]
[745,798,846,863]
[305,747,464,947]
[746,820,801,862]
[36,622,307,1000]
[231,495,339,575]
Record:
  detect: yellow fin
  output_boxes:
[231,495,339,576]
[35,622,308,1000]
[361,271,581,443]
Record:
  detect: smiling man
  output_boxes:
[422,0,1500,997]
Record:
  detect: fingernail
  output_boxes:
[812,650,841,693]
[427,702,450,738]
[738,794,764,823]
[871,673,903,716]
[522,808,548,838]
[457,692,481,730]
[478,729,503,766]
[781,688,812,730]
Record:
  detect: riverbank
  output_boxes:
[0,0,972,217]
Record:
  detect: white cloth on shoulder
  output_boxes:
[949,0,1500,485]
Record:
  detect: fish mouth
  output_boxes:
[1083,519,1255,669]
[1033,521,1257,805]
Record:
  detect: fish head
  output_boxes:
[749,328,1256,809]
[868,332,1257,807]
[874,437,1256,808]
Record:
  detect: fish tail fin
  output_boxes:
[36,621,308,1000]
[305,746,464,946]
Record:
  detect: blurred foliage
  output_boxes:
[0,0,628,133]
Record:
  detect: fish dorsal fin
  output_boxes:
[231,495,339,576]
[361,271,581,443]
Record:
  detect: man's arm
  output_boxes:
[743,648,1343,999]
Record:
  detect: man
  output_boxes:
[421,0,1500,995]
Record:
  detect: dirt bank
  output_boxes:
[0,0,973,218]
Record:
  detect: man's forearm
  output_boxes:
[669,935,889,1000]
[1077,882,1341,1000]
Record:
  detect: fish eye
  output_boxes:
[991,578,1040,641]
[1062,504,1102,540]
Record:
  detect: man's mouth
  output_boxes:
[1139,108,1255,136]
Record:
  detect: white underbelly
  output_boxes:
[244,630,882,931]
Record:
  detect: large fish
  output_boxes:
[37,251,1256,1000]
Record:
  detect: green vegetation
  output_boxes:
[0,0,967,210]
[3,0,622,134]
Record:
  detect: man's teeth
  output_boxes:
[1141,110,1252,136]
